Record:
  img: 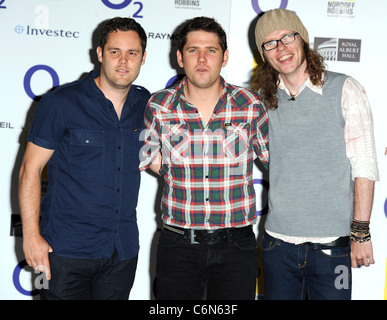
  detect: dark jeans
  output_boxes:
[40,247,138,300]
[261,232,352,300]
[156,226,258,300]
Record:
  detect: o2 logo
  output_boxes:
[251,0,288,14]
[101,0,144,18]
[0,0,6,9]
[23,65,60,101]
[253,178,269,216]
[12,260,44,296]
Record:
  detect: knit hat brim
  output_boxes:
[255,9,309,60]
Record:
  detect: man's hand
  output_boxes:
[350,240,374,268]
[23,234,53,280]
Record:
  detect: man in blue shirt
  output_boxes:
[18,17,150,300]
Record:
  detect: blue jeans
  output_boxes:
[40,247,138,300]
[156,226,258,300]
[261,232,351,300]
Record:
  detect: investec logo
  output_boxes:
[14,25,79,38]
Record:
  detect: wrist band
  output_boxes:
[350,219,371,243]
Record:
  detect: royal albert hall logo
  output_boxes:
[314,37,361,62]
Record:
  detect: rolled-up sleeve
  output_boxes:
[342,77,379,181]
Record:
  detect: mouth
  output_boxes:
[117,69,129,74]
[278,54,293,62]
[195,66,208,73]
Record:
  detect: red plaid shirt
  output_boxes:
[140,76,269,229]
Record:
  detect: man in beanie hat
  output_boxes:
[252,9,379,300]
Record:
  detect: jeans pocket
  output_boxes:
[157,228,186,248]
[232,230,257,251]
[319,245,350,258]
[261,235,280,252]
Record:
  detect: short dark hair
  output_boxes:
[178,17,227,54]
[99,17,147,55]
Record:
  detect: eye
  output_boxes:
[264,40,277,48]
[282,34,293,41]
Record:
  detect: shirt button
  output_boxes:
[205,198,209,201]
[85,140,90,144]
[118,146,121,150]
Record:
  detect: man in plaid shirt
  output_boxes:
[140,17,269,300]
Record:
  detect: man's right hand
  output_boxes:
[23,234,53,280]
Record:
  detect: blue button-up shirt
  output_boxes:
[27,70,150,260]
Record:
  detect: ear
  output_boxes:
[141,50,147,65]
[222,49,229,67]
[96,46,103,63]
[176,49,184,68]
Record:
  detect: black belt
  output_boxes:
[303,236,350,247]
[163,224,252,245]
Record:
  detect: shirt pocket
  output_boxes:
[69,129,105,179]
[222,122,251,160]
[161,123,189,164]
[123,128,143,167]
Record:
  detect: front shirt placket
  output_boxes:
[114,123,123,240]
[104,99,124,245]
[202,95,227,228]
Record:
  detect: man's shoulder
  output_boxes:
[48,79,81,96]
[324,71,349,84]
[132,84,151,99]
[226,82,262,109]
[148,85,179,110]
[45,73,95,102]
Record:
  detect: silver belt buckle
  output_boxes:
[190,229,199,244]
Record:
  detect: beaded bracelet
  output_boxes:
[350,219,371,243]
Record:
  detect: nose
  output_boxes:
[197,50,207,62]
[276,41,286,51]
[119,55,127,65]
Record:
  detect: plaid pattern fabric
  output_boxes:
[140,77,269,229]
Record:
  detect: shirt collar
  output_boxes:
[278,73,324,97]
[173,75,230,107]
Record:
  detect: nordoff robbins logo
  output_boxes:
[314,37,361,62]
[174,0,201,10]
[327,0,356,17]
